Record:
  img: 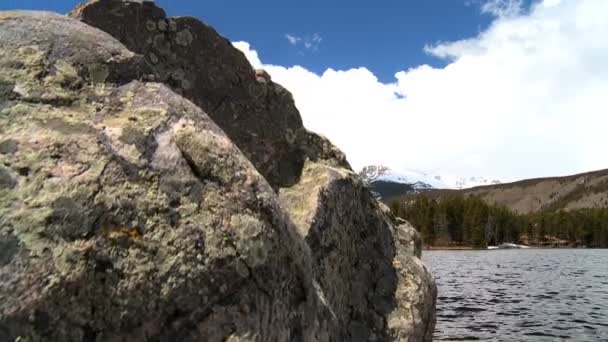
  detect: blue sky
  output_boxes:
[2,0,607,183]
[3,0,513,82]
[164,0,499,82]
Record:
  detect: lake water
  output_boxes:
[422,249,608,341]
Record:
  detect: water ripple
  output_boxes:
[423,249,608,341]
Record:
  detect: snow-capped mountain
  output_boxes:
[360,165,447,191]
[359,165,501,198]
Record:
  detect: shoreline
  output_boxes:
[426,246,476,250]
[426,245,601,250]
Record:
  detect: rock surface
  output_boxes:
[69,0,348,190]
[0,11,320,341]
[280,162,436,341]
[0,4,435,342]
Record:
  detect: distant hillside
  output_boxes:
[389,168,608,214]
[368,180,417,198]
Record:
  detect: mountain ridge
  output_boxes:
[390,167,608,214]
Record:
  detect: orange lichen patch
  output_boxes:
[104,226,142,240]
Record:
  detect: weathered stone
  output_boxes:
[0,167,16,190]
[0,139,18,154]
[395,219,424,258]
[0,12,321,342]
[0,6,436,342]
[0,232,20,267]
[387,252,437,341]
[280,161,436,341]
[70,0,325,189]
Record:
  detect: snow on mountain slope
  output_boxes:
[360,165,447,190]
[438,174,502,189]
[359,165,501,191]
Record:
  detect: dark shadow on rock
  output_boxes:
[70,0,310,190]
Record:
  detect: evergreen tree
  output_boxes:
[388,193,608,248]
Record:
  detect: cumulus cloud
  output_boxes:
[232,41,262,69]
[234,0,608,181]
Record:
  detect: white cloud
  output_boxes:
[285,34,301,45]
[232,41,262,69]
[284,33,322,51]
[234,0,608,181]
[304,33,322,50]
[481,0,524,17]
[542,0,562,8]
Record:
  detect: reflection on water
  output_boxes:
[422,249,608,341]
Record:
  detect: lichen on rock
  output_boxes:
[69,0,350,189]
[280,161,436,341]
[0,4,436,342]
[0,12,315,342]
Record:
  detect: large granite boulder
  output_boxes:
[69,0,348,190]
[280,162,436,341]
[0,11,321,341]
[0,4,436,342]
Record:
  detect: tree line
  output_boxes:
[389,195,608,248]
